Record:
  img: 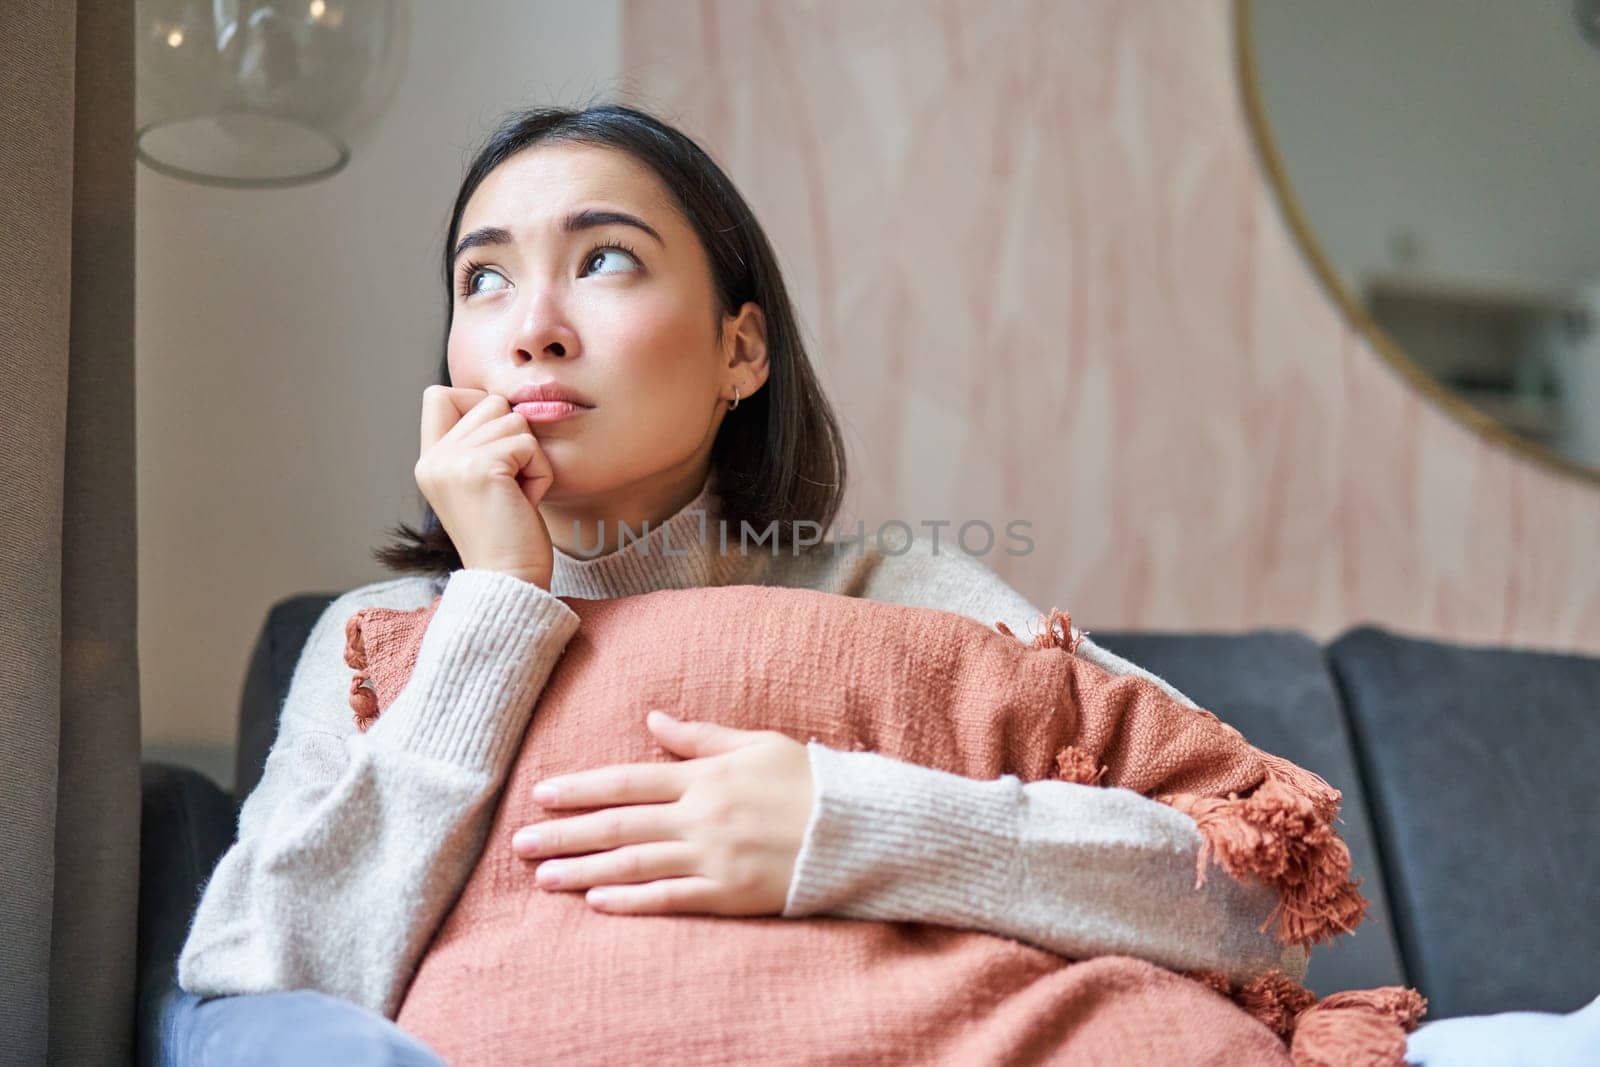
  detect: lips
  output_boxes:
[507,381,594,408]
[513,401,589,426]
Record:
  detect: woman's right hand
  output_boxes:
[416,385,556,590]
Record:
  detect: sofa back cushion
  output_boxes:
[1328,626,1600,1018]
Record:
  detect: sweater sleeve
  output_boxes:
[176,568,580,1018]
[779,537,1309,984]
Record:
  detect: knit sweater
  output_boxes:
[177,474,1307,1019]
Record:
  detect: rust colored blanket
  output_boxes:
[344,584,1424,1065]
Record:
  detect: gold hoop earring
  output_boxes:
[729,386,740,411]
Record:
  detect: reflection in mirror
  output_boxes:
[1242,0,1600,479]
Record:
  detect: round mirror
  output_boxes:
[1238,0,1600,483]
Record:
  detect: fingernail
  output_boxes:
[512,828,539,853]
[589,888,613,907]
[537,862,565,887]
[532,782,558,804]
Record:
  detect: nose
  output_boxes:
[509,290,579,363]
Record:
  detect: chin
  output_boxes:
[536,463,602,502]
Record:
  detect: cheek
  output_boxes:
[445,319,492,387]
[600,295,716,390]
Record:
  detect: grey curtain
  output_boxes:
[1,1,140,1063]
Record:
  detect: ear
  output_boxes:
[722,302,770,398]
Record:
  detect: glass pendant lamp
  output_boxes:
[136,0,409,188]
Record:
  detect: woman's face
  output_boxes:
[446,143,762,502]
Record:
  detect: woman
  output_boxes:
[172,104,1306,1064]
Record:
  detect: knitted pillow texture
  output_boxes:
[344,583,1424,1065]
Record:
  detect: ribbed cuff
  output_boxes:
[362,568,579,775]
[781,741,1022,926]
[780,743,1309,983]
[1006,780,1304,981]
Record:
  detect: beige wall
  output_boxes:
[137,1,623,782]
[621,0,1600,652]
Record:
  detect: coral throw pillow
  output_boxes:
[342,584,1423,1065]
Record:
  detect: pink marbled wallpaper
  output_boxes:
[622,0,1600,653]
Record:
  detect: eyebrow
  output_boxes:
[451,209,665,265]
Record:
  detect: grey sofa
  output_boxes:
[135,594,1600,1062]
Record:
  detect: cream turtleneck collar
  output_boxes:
[434,471,746,601]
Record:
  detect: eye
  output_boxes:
[582,243,641,277]
[457,260,508,298]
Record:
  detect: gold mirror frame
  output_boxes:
[1234,0,1600,488]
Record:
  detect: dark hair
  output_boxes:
[373,104,848,576]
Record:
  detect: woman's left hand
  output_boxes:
[510,710,814,916]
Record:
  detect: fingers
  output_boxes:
[512,802,681,859]
[529,841,698,891]
[450,408,554,498]
[515,434,553,490]
[420,385,478,452]
[419,385,505,453]
[533,760,692,809]
[647,711,769,757]
[459,410,533,449]
[584,877,726,914]
[477,433,541,481]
